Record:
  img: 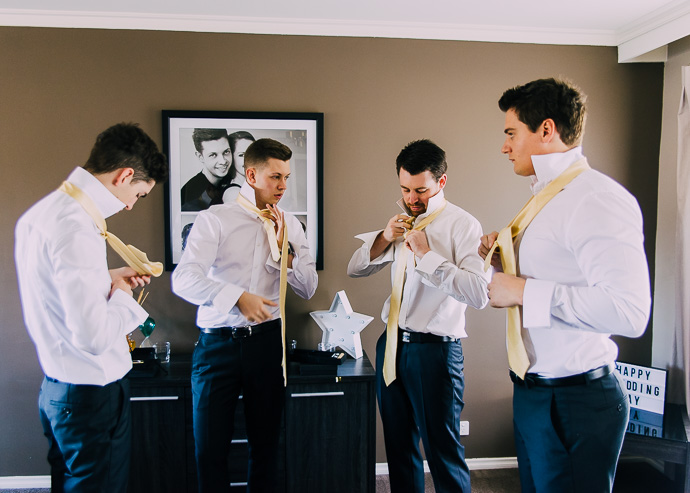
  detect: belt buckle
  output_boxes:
[231,326,252,338]
[401,331,410,343]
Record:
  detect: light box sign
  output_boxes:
[615,362,667,438]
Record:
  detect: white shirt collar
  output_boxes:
[530,146,584,195]
[67,167,125,219]
[421,188,446,219]
[239,180,257,206]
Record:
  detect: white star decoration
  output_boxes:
[310,290,374,359]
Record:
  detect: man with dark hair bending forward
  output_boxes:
[15,123,168,492]
[348,139,489,492]
[173,138,317,492]
[479,78,651,492]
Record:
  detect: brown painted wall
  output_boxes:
[0,26,662,475]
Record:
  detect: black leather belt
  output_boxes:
[510,364,614,388]
[400,329,457,343]
[200,318,281,339]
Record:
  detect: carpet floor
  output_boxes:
[375,460,677,493]
[0,460,678,492]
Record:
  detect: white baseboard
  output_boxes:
[376,457,519,475]
[374,455,664,476]
[0,475,50,488]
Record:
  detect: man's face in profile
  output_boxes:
[197,137,232,180]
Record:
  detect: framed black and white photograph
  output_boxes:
[162,110,324,270]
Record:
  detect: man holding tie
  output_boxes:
[479,78,651,492]
[172,138,317,492]
[348,139,489,492]
[15,123,168,492]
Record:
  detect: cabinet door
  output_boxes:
[128,386,189,493]
[285,381,375,493]
[229,396,249,492]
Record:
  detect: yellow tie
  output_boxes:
[58,181,163,277]
[484,158,590,379]
[383,199,447,386]
[236,193,289,385]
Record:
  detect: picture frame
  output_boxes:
[162,110,324,270]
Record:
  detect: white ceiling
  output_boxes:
[2,0,690,62]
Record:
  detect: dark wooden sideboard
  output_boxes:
[620,402,690,492]
[127,352,376,493]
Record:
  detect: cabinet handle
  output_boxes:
[290,391,345,398]
[130,396,179,402]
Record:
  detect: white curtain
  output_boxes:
[674,66,690,412]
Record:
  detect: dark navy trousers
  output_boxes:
[38,377,131,493]
[376,331,470,493]
[191,326,285,493]
[512,372,629,493]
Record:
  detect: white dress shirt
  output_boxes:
[172,180,318,328]
[348,190,490,338]
[519,147,651,377]
[15,167,148,385]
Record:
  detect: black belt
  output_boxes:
[399,329,457,343]
[510,364,614,388]
[200,318,281,339]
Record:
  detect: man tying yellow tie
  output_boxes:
[478,78,650,493]
[15,123,168,493]
[172,138,317,493]
[348,139,489,493]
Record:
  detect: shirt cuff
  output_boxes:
[109,289,148,330]
[523,279,556,328]
[415,250,444,275]
[355,230,395,264]
[212,283,244,315]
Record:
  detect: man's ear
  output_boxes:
[540,119,558,143]
[113,168,135,186]
[438,174,447,190]
[245,167,257,185]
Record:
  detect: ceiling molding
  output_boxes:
[616,0,690,62]
[2,5,689,63]
[0,8,617,46]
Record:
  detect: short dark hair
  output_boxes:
[244,138,292,170]
[395,139,447,181]
[228,131,256,153]
[498,78,587,147]
[192,128,230,154]
[84,123,168,183]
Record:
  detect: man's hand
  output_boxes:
[382,214,412,243]
[370,214,412,261]
[236,292,277,323]
[109,267,151,298]
[487,272,525,308]
[265,204,285,249]
[479,231,503,272]
[405,229,430,257]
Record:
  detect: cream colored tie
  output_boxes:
[484,159,590,379]
[236,193,289,385]
[383,200,447,386]
[58,181,163,277]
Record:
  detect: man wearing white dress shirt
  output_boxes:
[172,138,317,492]
[348,140,490,493]
[14,123,168,492]
[479,78,651,492]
